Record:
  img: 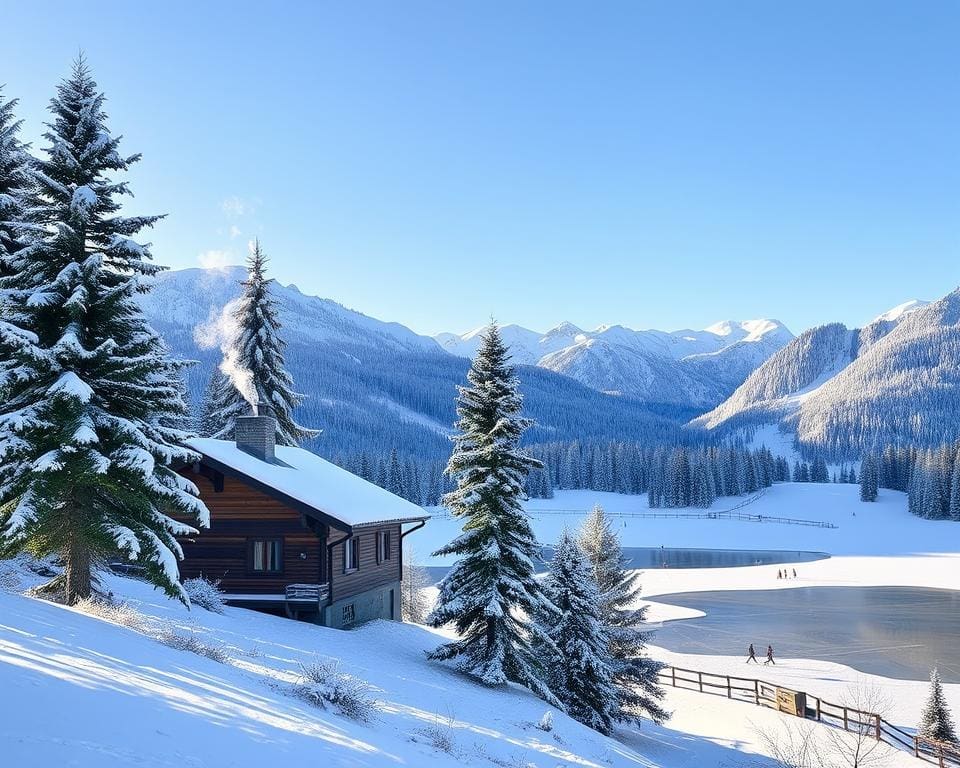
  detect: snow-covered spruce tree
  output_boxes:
[919,668,958,744]
[538,529,616,733]
[0,87,34,277]
[196,366,230,437]
[209,241,317,446]
[427,323,558,703]
[860,453,878,502]
[0,59,209,604]
[578,504,668,724]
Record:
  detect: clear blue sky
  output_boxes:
[4,1,958,337]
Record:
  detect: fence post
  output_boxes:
[754,679,759,706]
[727,676,732,699]
[843,708,849,731]
[815,697,821,721]
[914,736,919,758]
[672,667,676,688]
[874,714,881,742]
[698,671,703,693]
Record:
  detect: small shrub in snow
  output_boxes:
[295,659,377,722]
[183,576,226,614]
[535,711,554,732]
[416,712,457,755]
[157,629,230,663]
[74,597,148,632]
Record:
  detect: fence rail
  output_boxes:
[658,665,960,767]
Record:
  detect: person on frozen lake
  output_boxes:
[746,644,758,663]
[764,645,776,665]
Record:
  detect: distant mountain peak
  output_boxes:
[872,299,929,324]
[436,315,793,407]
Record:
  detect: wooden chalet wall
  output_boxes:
[178,467,324,594]
[328,524,402,603]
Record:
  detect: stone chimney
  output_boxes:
[235,402,276,462]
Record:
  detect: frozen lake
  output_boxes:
[425,546,828,583]
[651,586,960,682]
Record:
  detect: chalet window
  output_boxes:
[342,603,355,625]
[250,539,282,573]
[377,531,391,564]
[343,536,359,572]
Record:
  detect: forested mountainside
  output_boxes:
[139,268,686,466]
[438,319,793,408]
[692,290,960,461]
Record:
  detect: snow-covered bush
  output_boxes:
[536,711,554,732]
[157,629,229,663]
[74,597,148,632]
[295,659,377,722]
[183,576,226,614]
[415,711,457,755]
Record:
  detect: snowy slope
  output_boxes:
[0,564,670,768]
[690,292,960,457]
[438,319,793,407]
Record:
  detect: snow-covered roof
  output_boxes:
[186,438,428,530]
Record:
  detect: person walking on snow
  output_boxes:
[746,643,758,663]
[764,645,776,665]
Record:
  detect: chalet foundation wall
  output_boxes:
[321,581,400,629]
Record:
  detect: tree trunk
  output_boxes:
[64,535,92,605]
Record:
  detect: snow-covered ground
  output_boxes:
[3,482,958,767]
[422,482,958,561]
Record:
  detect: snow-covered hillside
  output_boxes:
[691,292,960,458]
[439,319,793,407]
[0,561,729,768]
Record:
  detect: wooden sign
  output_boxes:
[776,687,807,717]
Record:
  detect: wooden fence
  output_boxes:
[658,665,960,767]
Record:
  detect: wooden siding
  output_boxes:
[328,524,401,603]
[178,467,324,594]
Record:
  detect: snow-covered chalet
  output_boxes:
[177,407,428,628]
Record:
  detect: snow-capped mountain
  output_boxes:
[141,267,439,354]
[137,267,679,464]
[692,293,960,460]
[437,319,793,407]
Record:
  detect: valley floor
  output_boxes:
[2,482,958,767]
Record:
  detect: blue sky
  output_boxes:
[4,1,958,337]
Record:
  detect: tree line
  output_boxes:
[860,443,960,521]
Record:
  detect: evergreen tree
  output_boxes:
[578,505,668,724]
[427,324,557,702]
[919,668,958,744]
[386,448,405,497]
[539,529,616,733]
[197,366,230,437]
[810,456,829,483]
[860,453,878,502]
[209,241,317,445]
[0,86,33,277]
[950,456,960,522]
[0,59,209,604]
